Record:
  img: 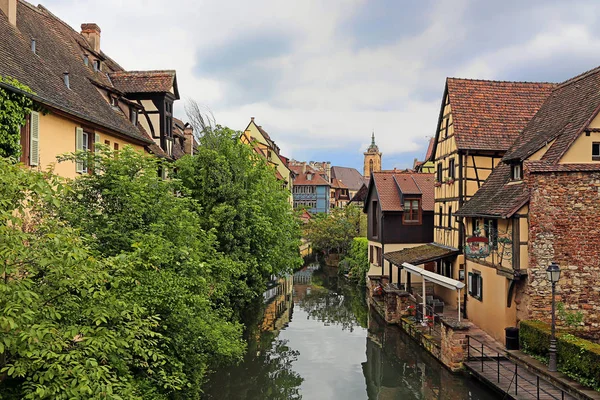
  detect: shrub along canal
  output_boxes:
[202,264,499,399]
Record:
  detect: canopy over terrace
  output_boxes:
[383,244,463,320]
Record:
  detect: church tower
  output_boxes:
[363,132,382,178]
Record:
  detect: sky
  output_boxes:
[44,0,600,172]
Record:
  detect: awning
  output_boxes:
[402,261,465,322]
[383,243,459,266]
[402,262,465,291]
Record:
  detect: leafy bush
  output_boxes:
[343,237,369,285]
[520,320,600,390]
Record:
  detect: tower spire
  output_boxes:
[371,131,375,146]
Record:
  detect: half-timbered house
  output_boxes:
[0,0,191,178]
[457,66,600,340]
[364,171,435,280]
[379,79,553,314]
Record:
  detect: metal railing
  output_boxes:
[411,300,443,339]
[466,335,567,400]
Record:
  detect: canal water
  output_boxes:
[202,264,499,399]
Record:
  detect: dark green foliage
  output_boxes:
[304,205,362,256]
[0,158,181,399]
[343,237,369,285]
[175,126,303,312]
[0,77,36,159]
[519,320,600,390]
[57,146,246,398]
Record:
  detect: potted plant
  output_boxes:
[445,177,455,185]
[434,181,442,187]
[406,305,416,316]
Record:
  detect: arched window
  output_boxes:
[369,159,374,173]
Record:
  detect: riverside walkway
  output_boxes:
[465,335,576,400]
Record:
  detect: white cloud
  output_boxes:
[43,0,600,170]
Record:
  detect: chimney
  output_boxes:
[302,163,306,174]
[183,125,194,155]
[81,23,101,53]
[0,0,17,26]
[251,116,255,122]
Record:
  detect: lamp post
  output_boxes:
[546,262,561,372]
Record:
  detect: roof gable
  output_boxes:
[0,1,157,144]
[439,78,554,153]
[369,172,434,212]
[108,70,179,97]
[503,65,600,164]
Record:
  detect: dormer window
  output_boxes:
[93,59,101,72]
[109,96,118,108]
[130,108,138,125]
[511,163,523,181]
[83,54,89,66]
[593,142,600,161]
[307,173,313,181]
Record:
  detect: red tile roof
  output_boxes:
[370,172,435,212]
[108,70,178,96]
[290,165,330,186]
[0,1,153,144]
[504,65,600,164]
[446,78,554,151]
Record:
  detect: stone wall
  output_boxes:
[526,170,600,339]
[439,321,470,371]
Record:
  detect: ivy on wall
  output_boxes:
[0,76,36,159]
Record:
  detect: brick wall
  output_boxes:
[526,170,600,339]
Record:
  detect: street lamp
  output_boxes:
[546,262,561,372]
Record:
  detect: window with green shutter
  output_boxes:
[468,272,483,300]
[29,111,40,166]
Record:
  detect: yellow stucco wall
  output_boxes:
[465,260,516,341]
[243,121,293,192]
[560,131,600,163]
[368,241,427,284]
[528,139,554,161]
[33,112,144,179]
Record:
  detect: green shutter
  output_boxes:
[29,111,40,166]
[468,272,473,296]
[75,127,84,173]
[94,133,101,173]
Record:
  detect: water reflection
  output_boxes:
[363,312,496,400]
[202,265,497,399]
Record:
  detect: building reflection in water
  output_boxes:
[362,309,496,400]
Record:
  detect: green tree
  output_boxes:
[304,205,362,256]
[0,158,181,399]
[0,77,37,159]
[344,237,369,286]
[175,125,303,313]
[56,147,246,398]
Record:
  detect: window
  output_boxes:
[372,201,379,237]
[511,163,523,180]
[473,218,480,235]
[130,108,138,125]
[468,272,483,300]
[114,143,119,151]
[104,140,110,146]
[110,96,118,108]
[437,260,453,278]
[29,111,40,166]
[448,158,455,179]
[80,131,89,173]
[484,219,498,249]
[93,59,101,72]
[593,142,600,161]
[448,206,452,229]
[436,163,443,182]
[403,199,421,223]
[369,159,374,174]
